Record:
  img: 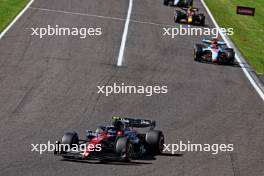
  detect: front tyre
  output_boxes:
[60,132,79,157]
[116,137,133,162]
[194,44,204,61]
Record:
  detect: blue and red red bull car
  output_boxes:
[174,7,205,26]
[54,117,164,162]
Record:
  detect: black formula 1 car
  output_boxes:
[54,117,164,162]
[194,39,235,65]
[174,7,205,26]
[164,0,193,7]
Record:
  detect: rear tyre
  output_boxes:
[145,130,164,154]
[188,0,194,6]
[198,14,205,26]
[174,11,182,23]
[180,0,193,7]
[164,0,169,6]
[224,48,235,65]
[116,137,133,162]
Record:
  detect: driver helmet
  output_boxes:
[211,38,218,48]
[188,6,193,12]
[112,120,124,131]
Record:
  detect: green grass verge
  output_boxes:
[0,0,29,33]
[204,0,264,74]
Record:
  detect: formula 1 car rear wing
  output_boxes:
[112,116,156,129]
[202,39,226,46]
[181,7,199,11]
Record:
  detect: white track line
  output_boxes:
[201,0,264,101]
[32,3,133,67]
[117,0,133,67]
[0,0,35,39]
[131,19,175,28]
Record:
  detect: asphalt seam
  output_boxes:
[29,7,126,22]
[29,6,175,28]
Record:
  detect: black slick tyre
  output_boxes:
[145,130,164,154]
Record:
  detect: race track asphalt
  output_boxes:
[0,0,263,176]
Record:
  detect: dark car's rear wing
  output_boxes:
[181,7,199,11]
[113,117,156,129]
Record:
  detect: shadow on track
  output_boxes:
[60,152,183,165]
[159,153,184,157]
[197,60,242,69]
[61,158,152,166]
